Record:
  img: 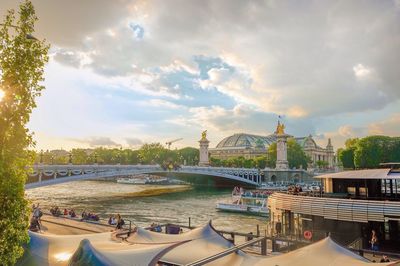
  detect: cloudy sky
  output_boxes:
[1,0,400,151]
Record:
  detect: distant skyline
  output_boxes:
[1,0,400,151]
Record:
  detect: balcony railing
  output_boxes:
[268,192,400,223]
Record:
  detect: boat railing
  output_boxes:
[279,191,400,201]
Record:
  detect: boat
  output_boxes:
[216,187,269,216]
[116,175,181,185]
[117,177,147,184]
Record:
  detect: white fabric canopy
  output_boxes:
[18,224,397,266]
[17,231,178,266]
[252,237,396,266]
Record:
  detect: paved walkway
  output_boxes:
[38,214,113,235]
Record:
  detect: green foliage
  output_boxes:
[337,138,358,169]
[33,145,200,166]
[267,142,277,167]
[287,138,310,169]
[338,136,400,169]
[354,136,400,168]
[316,160,329,168]
[253,156,267,169]
[337,147,355,169]
[0,1,49,264]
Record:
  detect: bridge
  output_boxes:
[26,164,312,189]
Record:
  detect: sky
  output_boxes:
[1,0,400,151]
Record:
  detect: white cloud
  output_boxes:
[353,64,372,79]
[71,137,120,147]
[2,0,399,150]
[368,113,400,136]
[10,0,397,118]
[143,99,185,109]
[338,125,358,138]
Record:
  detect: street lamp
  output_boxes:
[39,150,43,164]
[68,152,72,164]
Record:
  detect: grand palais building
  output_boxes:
[209,133,335,168]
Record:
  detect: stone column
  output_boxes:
[198,130,210,166]
[276,134,290,169]
[274,121,292,170]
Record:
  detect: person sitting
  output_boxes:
[70,209,76,218]
[108,216,113,225]
[29,216,41,232]
[115,214,125,230]
[92,214,99,221]
[81,211,87,221]
[149,222,156,231]
[155,224,162,232]
[64,209,68,216]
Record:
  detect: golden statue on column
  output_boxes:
[275,121,285,135]
[201,130,207,140]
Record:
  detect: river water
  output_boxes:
[26,180,268,233]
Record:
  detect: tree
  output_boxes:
[210,157,223,167]
[316,160,329,169]
[178,147,199,165]
[0,1,49,264]
[71,149,89,164]
[337,148,355,169]
[354,136,393,168]
[253,155,267,169]
[337,138,358,169]
[138,143,168,164]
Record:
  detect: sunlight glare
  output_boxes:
[54,252,72,262]
[0,90,4,102]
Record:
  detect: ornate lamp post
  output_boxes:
[39,150,43,164]
[68,152,72,164]
[51,155,54,165]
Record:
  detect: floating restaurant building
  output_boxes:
[268,165,400,251]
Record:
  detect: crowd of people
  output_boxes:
[149,222,162,232]
[287,185,303,195]
[81,211,100,221]
[50,206,62,217]
[232,186,272,198]
[108,214,126,230]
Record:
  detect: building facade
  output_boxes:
[209,133,335,168]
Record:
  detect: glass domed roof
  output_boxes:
[215,133,276,149]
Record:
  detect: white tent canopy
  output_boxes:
[252,237,396,266]
[18,224,398,266]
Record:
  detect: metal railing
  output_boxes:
[183,237,267,266]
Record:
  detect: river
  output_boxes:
[26,180,268,234]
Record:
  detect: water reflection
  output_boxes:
[26,180,267,232]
